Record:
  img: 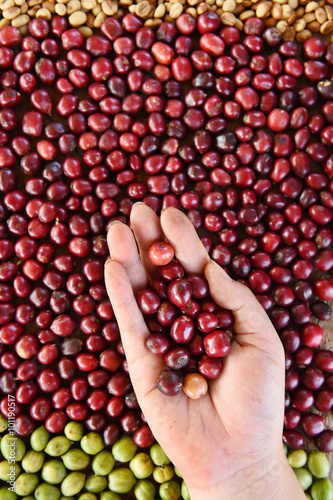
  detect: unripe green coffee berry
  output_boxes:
[61,449,90,471]
[45,437,72,457]
[21,450,44,473]
[41,460,67,485]
[92,450,114,476]
[108,468,136,494]
[134,479,156,500]
[294,468,313,491]
[112,437,137,463]
[80,433,104,456]
[0,415,8,433]
[15,473,39,496]
[0,487,17,500]
[308,451,330,479]
[85,475,107,493]
[100,493,121,500]
[311,478,333,500]
[64,422,84,442]
[60,472,86,497]
[0,461,21,481]
[30,427,49,452]
[78,494,97,500]
[153,465,174,483]
[1,435,26,462]
[150,444,170,466]
[130,453,154,479]
[159,480,181,500]
[34,483,61,500]
[288,450,307,469]
[181,481,191,500]
[174,467,182,478]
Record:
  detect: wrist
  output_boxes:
[188,447,306,500]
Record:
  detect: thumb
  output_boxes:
[204,260,283,357]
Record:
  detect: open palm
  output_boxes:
[105,204,304,500]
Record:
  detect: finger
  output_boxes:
[204,260,282,353]
[104,259,165,399]
[160,207,210,275]
[107,221,148,294]
[130,203,164,279]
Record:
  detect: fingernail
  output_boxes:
[104,257,113,267]
[110,220,121,226]
[210,259,232,280]
[133,202,145,208]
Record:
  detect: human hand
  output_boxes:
[105,204,306,500]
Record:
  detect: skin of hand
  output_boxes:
[105,204,306,500]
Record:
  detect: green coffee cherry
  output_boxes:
[21,450,44,473]
[134,479,156,500]
[64,422,84,442]
[22,496,34,500]
[41,460,67,484]
[30,427,49,452]
[80,433,104,456]
[174,467,182,478]
[15,473,39,496]
[311,478,333,500]
[60,472,85,497]
[130,453,154,479]
[0,487,17,500]
[283,443,288,455]
[112,437,137,463]
[288,450,307,469]
[61,448,90,471]
[100,493,121,500]
[0,415,8,433]
[1,434,26,462]
[78,494,97,500]
[108,468,137,494]
[308,451,330,479]
[294,468,313,491]
[0,460,21,481]
[153,465,175,483]
[85,475,107,493]
[34,483,61,500]
[92,450,114,476]
[59,497,75,500]
[159,480,181,500]
[181,481,191,500]
[150,444,170,466]
[45,437,72,457]
[305,494,312,500]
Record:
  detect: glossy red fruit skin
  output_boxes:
[284,408,301,430]
[314,350,333,372]
[157,369,183,396]
[137,289,161,314]
[107,372,132,397]
[291,388,314,412]
[167,279,192,308]
[283,429,304,449]
[146,333,170,355]
[316,430,333,453]
[301,323,323,348]
[134,424,155,447]
[170,315,194,343]
[203,330,231,357]
[30,397,52,421]
[198,354,222,380]
[315,389,333,412]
